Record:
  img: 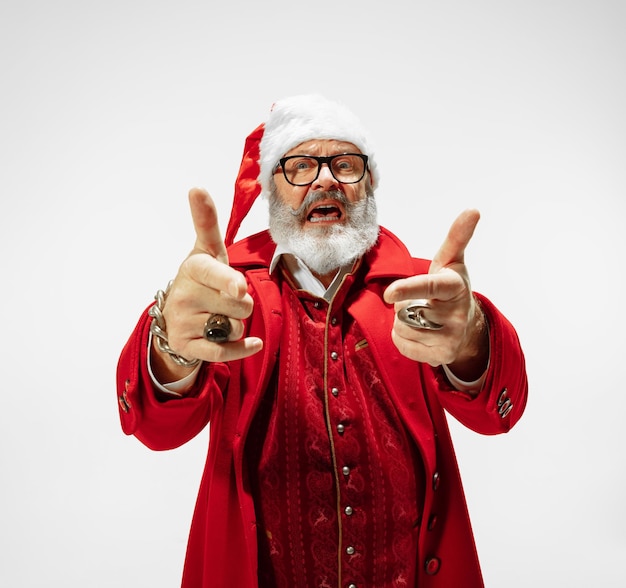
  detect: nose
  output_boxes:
[312,162,339,191]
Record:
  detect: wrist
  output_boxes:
[448,299,489,381]
[150,334,199,386]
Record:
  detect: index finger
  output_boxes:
[383,271,463,305]
[430,209,480,274]
[189,187,229,265]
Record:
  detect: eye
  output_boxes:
[286,157,316,172]
[333,156,355,172]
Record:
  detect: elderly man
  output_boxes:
[117,94,527,588]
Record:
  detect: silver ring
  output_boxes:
[397,299,444,331]
[203,314,232,343]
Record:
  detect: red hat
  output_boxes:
[225,94,377,246]
[224,122,264,247]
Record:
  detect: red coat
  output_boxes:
[117,227,527,587]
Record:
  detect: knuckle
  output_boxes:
[166,329,188,353]
[207,346,227,363]
[440,348,457,365]
[207,342,239,363]
[165,290,197,319]
[228,319,245,341]
[240,296,255,316]
[181,252,205,275]
[426,275,440,299]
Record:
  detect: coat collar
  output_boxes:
[227,226,426,281]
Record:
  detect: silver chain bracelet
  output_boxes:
[148,281,200,368]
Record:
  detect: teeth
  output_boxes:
[308,204,341,223]
[310,216,337,223]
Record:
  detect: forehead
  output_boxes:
[284,139,361,157]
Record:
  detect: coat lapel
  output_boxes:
[347,283,438,479]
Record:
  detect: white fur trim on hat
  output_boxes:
[258,94,378,198]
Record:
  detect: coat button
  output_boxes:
[427,514,438,531]
[425,556,441,575]
[432,471,441,491]
[499,398,513,417]
[497,388,513,417]
[118,390,131,413]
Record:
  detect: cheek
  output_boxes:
[274,179,307,209]
[285,194,304,210]
[282,190,308,210]
[346,184,368,203]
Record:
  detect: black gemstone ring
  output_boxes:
[203,314,232,343]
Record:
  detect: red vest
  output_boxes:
[248,266,424,587]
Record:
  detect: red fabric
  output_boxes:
[116,227,528,587]
[247,273,423,587]
[224,123,264,247]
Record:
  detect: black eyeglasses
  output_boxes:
[276,153,369,186]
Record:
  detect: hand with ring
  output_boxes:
[397,299,444,331]
[204,313,232,343]
[150,188,264,383]
[383,209,488,378]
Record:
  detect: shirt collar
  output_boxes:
[270,245,355,302]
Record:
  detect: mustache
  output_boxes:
[290,190,349,217]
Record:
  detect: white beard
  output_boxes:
[268,187,380,277]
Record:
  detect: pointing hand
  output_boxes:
[152,188,263,381]
[383,210,488,379]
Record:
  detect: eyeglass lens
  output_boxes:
[281,154,367,186]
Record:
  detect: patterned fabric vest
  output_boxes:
[247,269,425,588]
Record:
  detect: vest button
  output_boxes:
[344,506,353,516]
[346,546,355,555]
[425,556,441,575]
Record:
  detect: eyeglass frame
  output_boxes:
[275,153,369,186]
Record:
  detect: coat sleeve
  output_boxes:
[433,292,528,435]
[115,305,230,451]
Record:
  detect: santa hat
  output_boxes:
[225,94,378,246]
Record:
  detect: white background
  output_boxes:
[1,1,624,586]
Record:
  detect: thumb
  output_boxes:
[429,209,480,274]
[188,187,229,265]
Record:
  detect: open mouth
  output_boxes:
[307,203,344,223]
